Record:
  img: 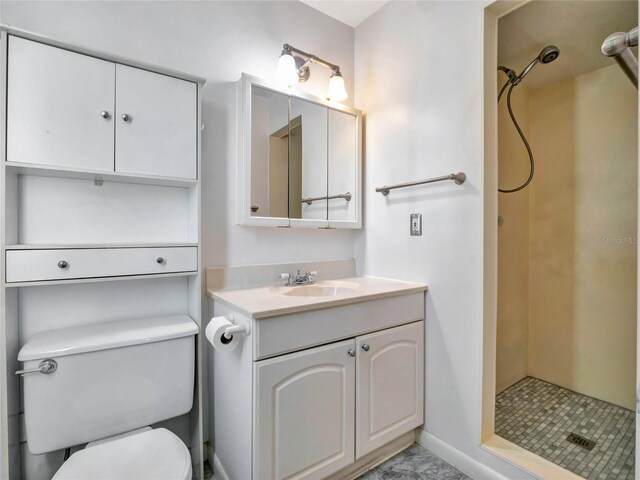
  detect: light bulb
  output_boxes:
[327,72,348,101]
[277,53,299,87]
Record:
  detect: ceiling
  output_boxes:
[300,0,389,28]
[498,0,638,89]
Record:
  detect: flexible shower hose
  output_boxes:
[498,79,534,193]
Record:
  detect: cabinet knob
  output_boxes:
[361,343,370,352]
[57,260,68,269]
[121,114,131,122]
[100,111,110,119]
[347,348,356,357]
[156,257,165,264]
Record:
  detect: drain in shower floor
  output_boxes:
[566,432,596,451]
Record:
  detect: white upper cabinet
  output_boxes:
[6,36,198,181]
[238,74,361,229]
[7,37,116,172]
[115,65,197,179]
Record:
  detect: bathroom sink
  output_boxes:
[281,281,361,297]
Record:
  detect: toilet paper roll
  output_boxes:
[206,316,241,352]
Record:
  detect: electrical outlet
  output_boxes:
[410,213,422,236]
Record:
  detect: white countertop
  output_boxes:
[208,276,428,319]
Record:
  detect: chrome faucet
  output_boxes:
[279,270,318,286]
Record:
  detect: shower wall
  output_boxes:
[497,84,531,394]
[497,64,638,410]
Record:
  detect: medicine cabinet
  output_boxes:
[237,74,362,228]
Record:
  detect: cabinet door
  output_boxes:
[254,339,355,480]
[328,109,359,227]
[7,37,115,171]
[356,321,424,459]
[115,64,197,179]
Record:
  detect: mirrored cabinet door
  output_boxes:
[289,97,328,226]
[250,85,290,220]
[238,74,361,229]
[328,109,358,226]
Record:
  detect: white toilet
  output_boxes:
[17,315,198,480]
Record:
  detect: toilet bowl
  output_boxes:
[53,427,192,480]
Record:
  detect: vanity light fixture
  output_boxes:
[277,43,348,101]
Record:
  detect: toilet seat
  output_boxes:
[52,428,192,480]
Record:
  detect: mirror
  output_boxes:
[250,86,289,218]
[328,109,357,223]
[240,74,361,228]
[290,97,328,220]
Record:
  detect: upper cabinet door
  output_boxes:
[328,109,360,227]
[355,321,424,459]
[115,64,197,179]
[7,37,116,172]
[289,97,328,228]
[249,85,290,223]
[254,339,355,480]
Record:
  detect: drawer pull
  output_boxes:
[156,257,165,264]
[57,260,68,269]
[361,343,370,352]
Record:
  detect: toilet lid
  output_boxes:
[52,428,192,480]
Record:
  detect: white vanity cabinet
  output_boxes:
[6,36,197,180]
[254,322,424,479]
[210,275,426,480]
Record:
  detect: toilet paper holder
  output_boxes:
[221,314,250,340]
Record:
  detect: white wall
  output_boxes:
[355,2,536,478]
[1,0,356,268]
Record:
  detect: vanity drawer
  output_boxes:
[253,292,425,360]
[5,246,198,283]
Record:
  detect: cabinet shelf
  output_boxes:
[4,162,198,188]
[5,242,198,250]
[4,270,197,288]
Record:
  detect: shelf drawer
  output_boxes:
[5,247,198,283]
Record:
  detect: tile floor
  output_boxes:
[357,443,471,480]
[495,377,635,480]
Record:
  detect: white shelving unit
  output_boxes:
[0,26,206,480]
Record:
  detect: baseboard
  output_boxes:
[213,453,230,480]
[415,429,510,480]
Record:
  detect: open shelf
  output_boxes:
[5,161,199,188]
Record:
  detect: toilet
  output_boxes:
[17,315,198,479]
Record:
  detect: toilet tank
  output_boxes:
[18,315,198,455]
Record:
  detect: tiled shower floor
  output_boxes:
[495,377,635,480]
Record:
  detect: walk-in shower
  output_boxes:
[495,1,638,479]
[497,45,560,193]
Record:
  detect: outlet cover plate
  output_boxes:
[410,213,422,236]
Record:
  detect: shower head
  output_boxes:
[513,45,561,85]
[539,45,560,64]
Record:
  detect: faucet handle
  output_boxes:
[308,271,318,277]
[279,273,290,280]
